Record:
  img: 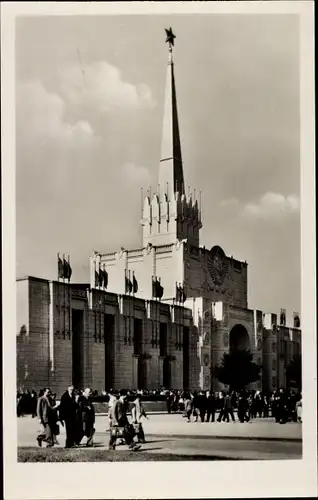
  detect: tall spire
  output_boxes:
[159,28,185,197]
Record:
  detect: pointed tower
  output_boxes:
[141,28,202,248]
[159,30,185,198]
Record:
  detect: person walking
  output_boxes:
[198,391,207,422]
[205,391,216,422]
[192,391,201,422]
[184,393,193,423]
[218,392,235,423]
[79,388,95,447]
[131,394,148,443]
[31,390,37,418]
[263,394,269,418]
[107,390,117,432]
[237,392,249,423]
[36,388,54,447]
[108,390,141,451]
[59,385,78,448]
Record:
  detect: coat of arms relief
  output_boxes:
[208,246,228,286]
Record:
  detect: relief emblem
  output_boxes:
[203,353,210,366]
[208,246,228,286]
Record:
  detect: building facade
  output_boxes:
[16,33,301,396]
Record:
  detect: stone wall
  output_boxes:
[16,279,29,389]
[17,278,51,391]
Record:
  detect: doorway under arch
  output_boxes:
[229,324,250,352]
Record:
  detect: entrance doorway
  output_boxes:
[134,318,145,389]
[104,314,115,390]
[159,323,167,357]
[229,324,250,352]
[137,357,146,390]
[72,309,84,389]
[163,357,171,389]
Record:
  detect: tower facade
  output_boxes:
[141,33,202,248]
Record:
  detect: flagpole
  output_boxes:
[63,253,66,338]
[151,276,154,347]
[68,255,70,283]
[57,253,60,282]
[68,255,71,339]
[128,269,131,345]
[132,271,135,351]
[157,276,159,348]
[57,253,60,336]
[100,275,102,343]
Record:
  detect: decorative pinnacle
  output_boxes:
[165,27,176,52]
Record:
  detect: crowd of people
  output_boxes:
[20,386,147,451]
[35,386,96,448]
[168,389,302,424]
[17,385,302,450]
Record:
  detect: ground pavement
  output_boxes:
[18,413,302,461]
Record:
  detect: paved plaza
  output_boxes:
[18,413,302,461]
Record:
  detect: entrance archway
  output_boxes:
[229,324,250,352]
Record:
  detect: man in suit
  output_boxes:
[79,388,95,447]
[108,390,141,451]
[59,385,78,448]
[36,387,54,447]
[205,391,217,422]
[217,391,235,423]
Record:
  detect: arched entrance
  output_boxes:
[229,324,250,352]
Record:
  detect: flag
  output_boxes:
[157,281,164,299]
[153,277,164,299]
[95,271,99,287]
[125,270,132,294]
[132,272,138,294]
[280,308,286,326]
[180,286,186,303]
[175,283,180,302]
[152,277,157,298]
[63,259,72,281]
[58,257,64,279]
[98,269,103,287]
[103,268,108,289]
[293,313,300,328]
[175,283,186,303]
[67,257,72,281]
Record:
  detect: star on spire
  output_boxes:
[165,27,176,49]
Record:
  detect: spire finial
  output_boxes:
[165,27,176,54]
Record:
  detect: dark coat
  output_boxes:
[111,399,129,427]
[206,394,216,410]
[36,395,54,424]
[79,396,95,436]
[59,391,77,421]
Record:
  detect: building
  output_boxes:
[16,30,301,396]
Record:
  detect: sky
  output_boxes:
[15,14,300,318]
